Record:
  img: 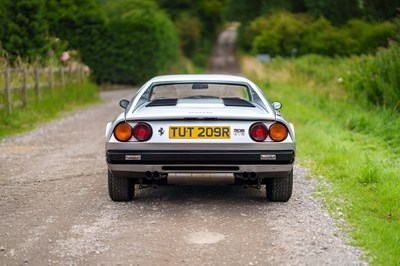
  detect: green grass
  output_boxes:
[242,56,400,265]
[0,82,99,137]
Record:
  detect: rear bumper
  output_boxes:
[107,150,294,164]
[106,150,295,175]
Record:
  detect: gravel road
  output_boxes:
[0,28,367,266]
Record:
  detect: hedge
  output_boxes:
[244,12,396,57]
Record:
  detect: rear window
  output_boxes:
[149,83,251,101]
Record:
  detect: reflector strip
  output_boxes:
[125,155,141,160]
[260,154,276,160]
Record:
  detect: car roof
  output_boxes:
[148,74,252,84]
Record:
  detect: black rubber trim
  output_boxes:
[106,150,295,165]
[222,98,255,107]
[147,98,255,107]
[146,99,177,107]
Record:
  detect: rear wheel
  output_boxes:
[108,169,134,201]
[266,170,293,202]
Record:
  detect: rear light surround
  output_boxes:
[249,123,269,142]
[269,122,288,142]
[133,122,152,142]
[114,122,132,142]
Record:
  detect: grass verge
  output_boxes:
[0,82,99,137]
[241,55,400,265]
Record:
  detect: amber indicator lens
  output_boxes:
[269,123,288,142]
[249,123,268,142]
[133,123,152,142]
[114,123,132,142]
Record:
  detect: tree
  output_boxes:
[363,0,400,21]
[88,0,179,84]
[289,0,307,13]
[156,0,226,65]
[1,0,49,62]
[44,0,105,50]
[226,0,306,24]
[305,0,361,25]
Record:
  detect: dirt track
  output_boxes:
[0,28,366,265]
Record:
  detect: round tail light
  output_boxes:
[249,123,268,142]
[133,122,152,141]
[114,122,132,142]
[269,123,288,142]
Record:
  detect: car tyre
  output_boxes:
[266,170,293,202]
[108,169,134,201]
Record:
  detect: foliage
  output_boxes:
[45,0,105,51]
[156,0,226,67]
[241,55,400,265]
[157,0,225,38]
[245,12,395,57]
[225,0,306,24]
[363,0,400,21]
[227,0,398,26]
[394,15,400,42]
[1,0,179,84]
[343,19,396,54]
[174,13,202,58]
[0,2,5,43]
[300,17,360,56]
[305,0,361,25]
[0,0,49,62]
[88,0,179,84]
[346,44,400,110]
[250,12,311,56]
[44,0,107,80]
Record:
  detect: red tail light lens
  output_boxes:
[114,122,132,142]
[133,122,152,141]
[269,123,288,142]
[249,123,268,142]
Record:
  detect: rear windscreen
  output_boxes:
[149,83,250,101]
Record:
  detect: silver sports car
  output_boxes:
[105,74,295,202]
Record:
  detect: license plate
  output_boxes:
[169,126,230,139]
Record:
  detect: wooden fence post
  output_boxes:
[1,64,90,112]
[22,67,28,107]
[49,67,54,91]
[4,67,12,113]
[68,65,72,83]
[60,66,65,88]
[34,67,40,98]
[79,66,82,83]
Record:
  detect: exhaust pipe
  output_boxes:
[153,171,161,180]
[241,172,249,180]
[145,171,153,180]
[249,172,257,181]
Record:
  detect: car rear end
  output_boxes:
[106,119,295,178]
[105,75,295,202]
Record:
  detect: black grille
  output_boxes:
[162,166,240,171]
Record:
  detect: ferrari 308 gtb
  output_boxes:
[105,74,295,202]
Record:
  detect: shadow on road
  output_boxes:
[134,185,269,204]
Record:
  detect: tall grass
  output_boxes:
[241,55,400,265]
[0,82,99,137]
[346,44,400,111]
